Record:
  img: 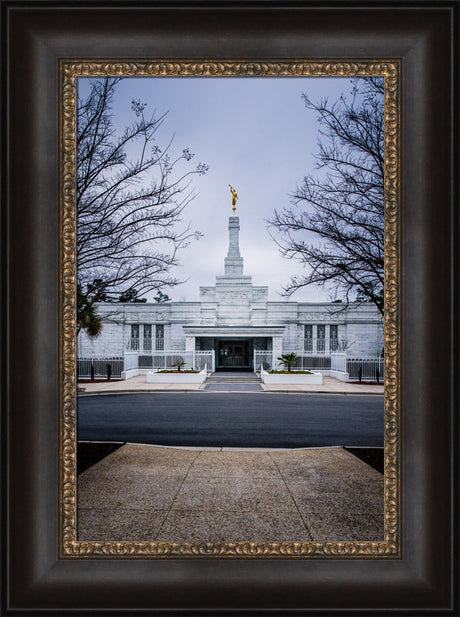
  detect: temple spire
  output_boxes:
[224,216,244,276]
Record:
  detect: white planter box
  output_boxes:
[320,370,350,382]
[146,367,207,384]
[121,369,141,380]
[261,367,323,385]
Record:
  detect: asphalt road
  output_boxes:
[77,393,384,448]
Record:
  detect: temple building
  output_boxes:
[77,213,384,372]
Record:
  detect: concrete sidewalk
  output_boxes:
[78,375,384,395]
[77,444,384,543]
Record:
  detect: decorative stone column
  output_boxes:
[185,336,195,352]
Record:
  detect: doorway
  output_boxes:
[217,340,251,371]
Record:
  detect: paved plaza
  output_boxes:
[78,375,384,395]
[77,444,384,543]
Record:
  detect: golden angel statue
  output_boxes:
[229,185,239,211]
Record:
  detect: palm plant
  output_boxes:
[277,353,300,372]
[171,361,186,372]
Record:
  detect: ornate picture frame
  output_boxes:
[61,60,400,559]
[3,2,457,613]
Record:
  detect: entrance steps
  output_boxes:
[207,372,261,384]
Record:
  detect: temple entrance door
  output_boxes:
[217,340,251,370]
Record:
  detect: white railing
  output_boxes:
[254,350,273,371]
[254,351,338,372]
[346,358,384,382]
[294,354,332,370]
[255,351,383,383]
[191,351,214,372]
[77,357,124,379]
[131,350,215,373]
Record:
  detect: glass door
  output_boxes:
[217,341,249,369]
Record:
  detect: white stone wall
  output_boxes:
[168,322,185,349]
[345,322,384,357]
[292,302,383,356]
[170,303,201,348]
[282,322,301,351]
[77,302,173,356]
[77,299,384,359]
[78,321,125,357]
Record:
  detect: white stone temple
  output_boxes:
[77,213,384,372]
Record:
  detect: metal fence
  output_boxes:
[346,358,384,382]
[255,351,384,382]
[295,354,332,370]
[136,350,214,372]
[77,352,383,381]
[77,357,124,379]
[254,351,334,371]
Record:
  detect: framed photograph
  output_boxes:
[3,2,457,614]
[70,65,392,552]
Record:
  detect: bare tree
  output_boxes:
[76,78,208,334]
[269,77,384,315]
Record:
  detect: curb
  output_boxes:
[77,388,384,397]
[78,389,205,396]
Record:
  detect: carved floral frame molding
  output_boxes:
[60,60,400,558]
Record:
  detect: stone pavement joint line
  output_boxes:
[267,451,314,541]
[77,444,384,543]
[154,450,202,540]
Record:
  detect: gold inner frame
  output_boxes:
[60,60,400,558]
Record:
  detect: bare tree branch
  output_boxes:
[76,78,208,334]
[268,77,384,315]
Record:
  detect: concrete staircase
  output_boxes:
[206,371,261,384]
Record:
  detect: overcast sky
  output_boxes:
[78,76,357,302]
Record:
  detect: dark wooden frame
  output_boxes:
[2,1,458,613]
